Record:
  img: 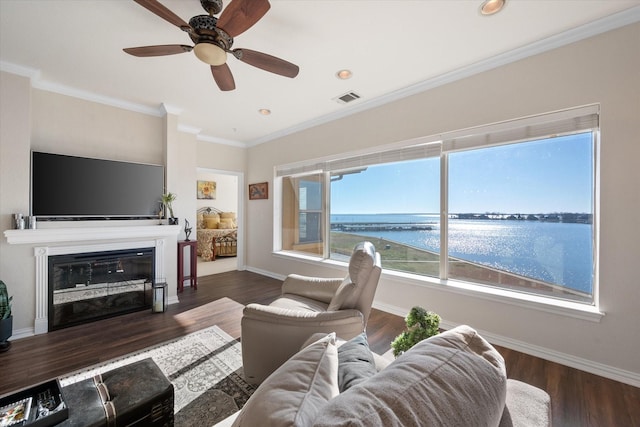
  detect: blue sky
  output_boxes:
[331,132,593,214]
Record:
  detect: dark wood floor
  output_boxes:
[1,270,638,426]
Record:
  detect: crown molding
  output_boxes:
[245,5,640,147]
[0,61,40,81]
[177,124,202,135]
[196,133,246,148]
[161,103,182,116]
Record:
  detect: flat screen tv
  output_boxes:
[31,151,165,219]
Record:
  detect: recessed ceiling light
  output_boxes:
[480,0,506,16]
[336,69,353,80]
[258,108,271,116]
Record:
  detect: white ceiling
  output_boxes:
[1,1,639,147]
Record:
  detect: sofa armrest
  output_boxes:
[499,379,552,427]
[281,274,345,304]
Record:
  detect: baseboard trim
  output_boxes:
[373,301,640,388]
[245,266,286,281]
[11,327,34,341]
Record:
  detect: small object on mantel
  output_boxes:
[184,219,192,241]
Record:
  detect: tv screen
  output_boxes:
[31,151,164,219]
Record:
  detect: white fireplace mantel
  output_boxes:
[4,224,180,245]
[4,224,181,335]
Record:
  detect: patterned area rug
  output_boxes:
[60,325,255,426]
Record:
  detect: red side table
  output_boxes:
[177,240,197,292]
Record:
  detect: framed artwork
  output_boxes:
[249,182,268,200]
[197,180,216,199]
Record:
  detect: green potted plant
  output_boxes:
[0,280,13,352]
[391,306,441,357]
[161,192,178,225]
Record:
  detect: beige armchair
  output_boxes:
[241,241,382,384]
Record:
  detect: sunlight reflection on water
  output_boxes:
[343,219,592,293]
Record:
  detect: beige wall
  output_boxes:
[0,72,33,333]
[31,90,164,165]
[197,140,247,173]
[245,23,640,380]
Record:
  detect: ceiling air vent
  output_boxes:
[334,91,361,105]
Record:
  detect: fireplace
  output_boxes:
[4,224,180,336]
[48,247,155,331]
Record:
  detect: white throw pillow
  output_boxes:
[233,333,339,427]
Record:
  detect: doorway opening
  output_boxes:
[196,168,244,275]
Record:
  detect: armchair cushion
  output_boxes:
[232,333,339,427]
[270,294,330,313]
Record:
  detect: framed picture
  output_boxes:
[197,180,216,199]
[249,182,268,200]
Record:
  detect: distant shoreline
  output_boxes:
[452,213,592,224]
[332,212,593,225]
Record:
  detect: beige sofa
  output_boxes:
[217,325,551,426]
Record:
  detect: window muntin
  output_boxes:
[276,107,598,306]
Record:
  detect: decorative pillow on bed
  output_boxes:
[219,218,234,229]
[204,213,220,229]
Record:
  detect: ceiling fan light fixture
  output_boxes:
[480,0,506,16]
[194,42,227,66]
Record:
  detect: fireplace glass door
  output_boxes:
[49,248,155,330]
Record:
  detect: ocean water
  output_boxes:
[331,214,593,293]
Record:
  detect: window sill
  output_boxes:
[383,269,604,322]
[273,250,604,322]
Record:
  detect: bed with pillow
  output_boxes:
[196,207,238,261]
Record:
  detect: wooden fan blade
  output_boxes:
[234,48,299,78]
[124,45,193,57]
[211,64,236,91]
[133,0,190,30]
[217,0,271,37]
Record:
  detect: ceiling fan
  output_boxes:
[124,0,299,91]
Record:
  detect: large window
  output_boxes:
[277,106,598,305]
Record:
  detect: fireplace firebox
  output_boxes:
[48,248,155,331]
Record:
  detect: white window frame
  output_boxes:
[274,105,603,321]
